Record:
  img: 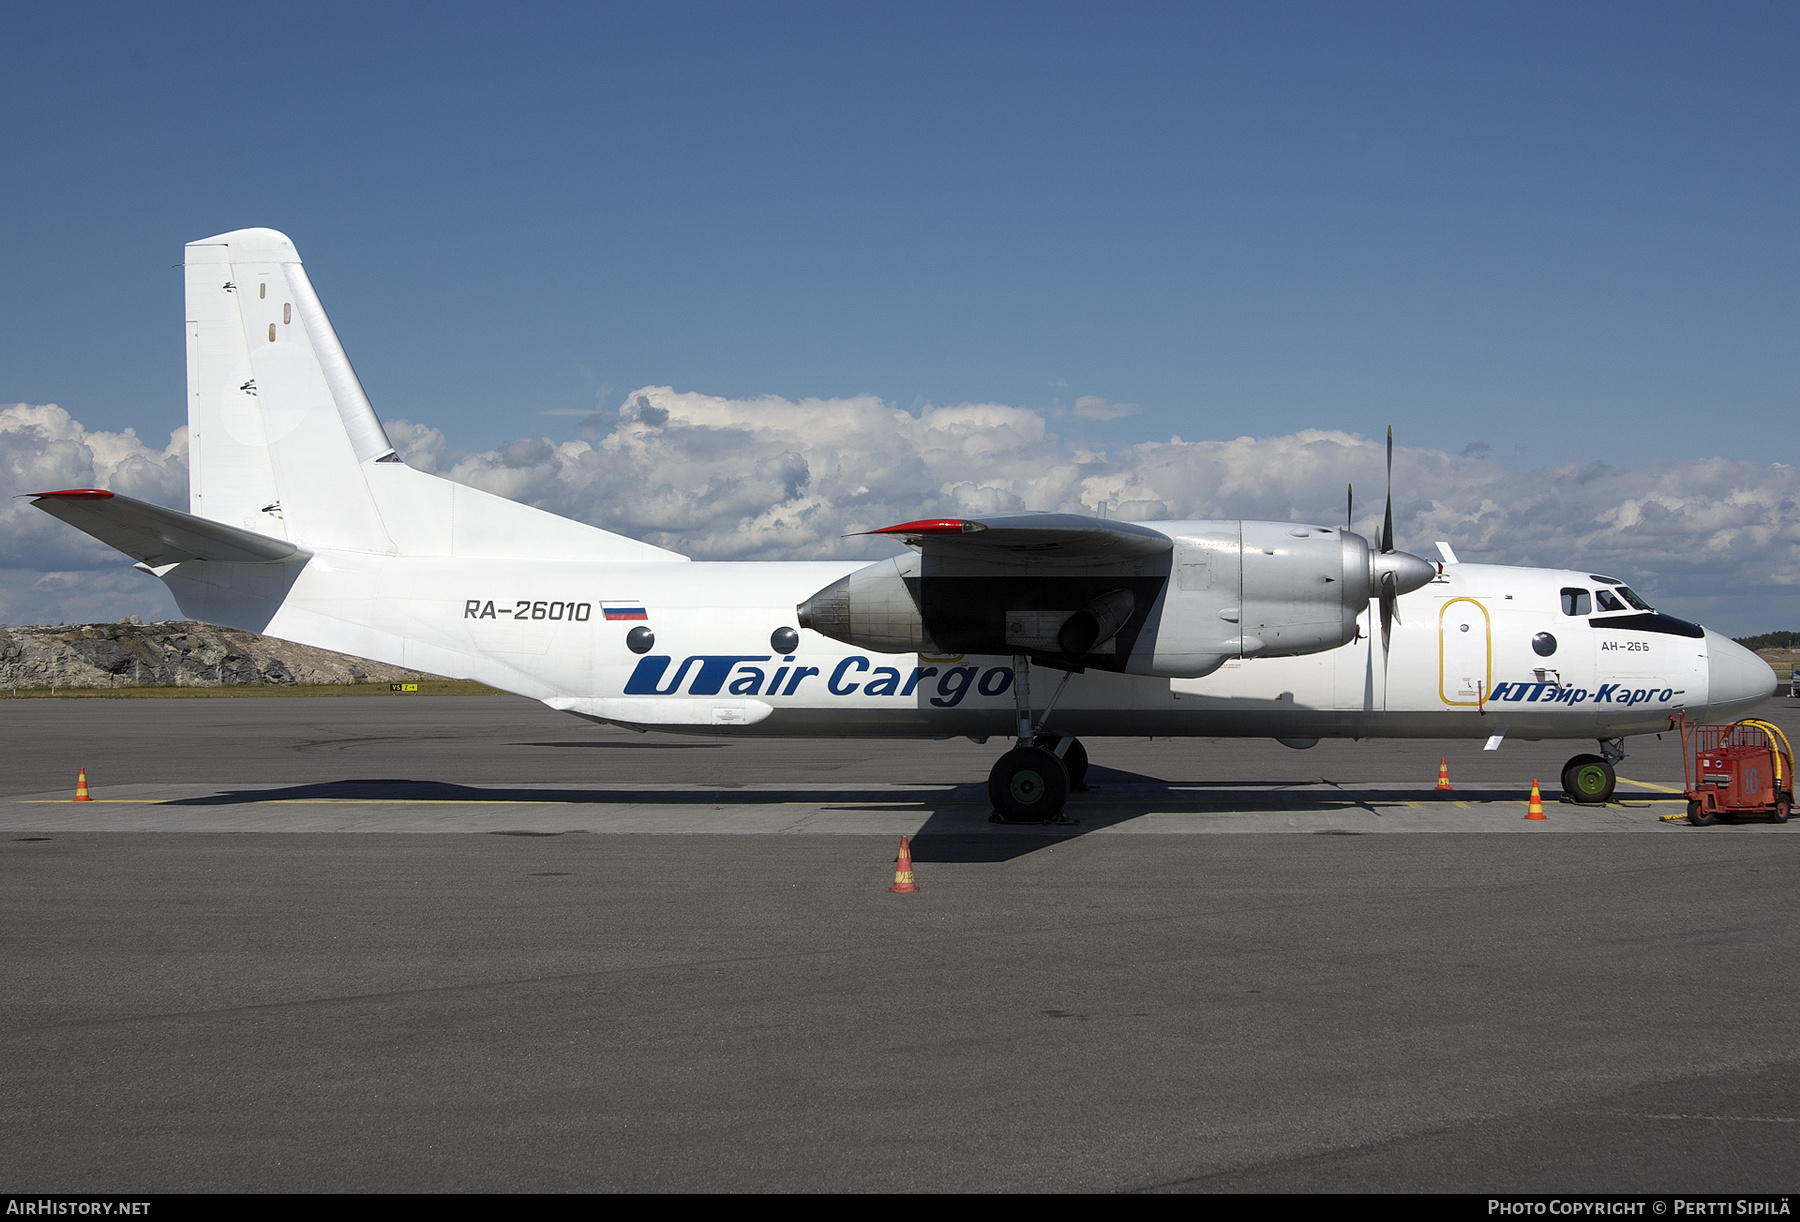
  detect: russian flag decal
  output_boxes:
[602,604,648,621]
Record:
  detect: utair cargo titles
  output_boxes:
[623,652,1685,712]
[29,228,1778,824]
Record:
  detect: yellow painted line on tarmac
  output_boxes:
[24,797,640,807]
[1618,776,1685,794]
[23,797,958,808]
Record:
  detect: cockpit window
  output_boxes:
[1595,589,1626,613]
[1615,585,1652,611]
[1588,575,1620,584]
[1561,588,1591,616]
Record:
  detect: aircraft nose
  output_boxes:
[1704,629,1777,718]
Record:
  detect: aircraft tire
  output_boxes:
[1034,735,1090,791]
[1561,754,1615,804]
[989,746,1070,824]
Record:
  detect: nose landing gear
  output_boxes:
[1561,738,1625,804]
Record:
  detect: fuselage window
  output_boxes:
[1615,585,1652,610]
[1595,589,1626,613]
[1561,588,1590,616]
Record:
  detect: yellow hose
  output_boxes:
[1739,720,1792,789]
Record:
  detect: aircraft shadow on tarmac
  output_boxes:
[160,766,1549,863]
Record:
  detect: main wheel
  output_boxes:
[1561,754,1615,804]
[1034,735,1090,790]
[988,745,1070,824]
[1688,799,1716,826]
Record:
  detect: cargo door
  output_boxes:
[1439,597,1491,707]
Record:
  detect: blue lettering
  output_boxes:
[902,666,937,697]
[728,667,765,695]
[783,666,821,695]
[864,666,902,696]
[624,655,770,696]
[1489,682,1513,701]
[1504,683,1530,702]
[1525,682,1550,702]
[1595,683,1619,702]
[768,665,789,694]
[624,655,700,695]
[828,656,869,695]
[689,656,770,696]
[932,666,978,708]
[977,667,1014,697]
[1661,688,1673,701]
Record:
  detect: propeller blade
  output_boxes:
[1346,483,1353,534]
[1379,569,1397,649]
[1381,426,1394,554]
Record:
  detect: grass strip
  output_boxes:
[0,680,501,699]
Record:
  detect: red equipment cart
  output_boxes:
[1679,716,1793,826]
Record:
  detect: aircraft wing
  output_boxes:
[29,489,305,565]
[860,513,1171,567]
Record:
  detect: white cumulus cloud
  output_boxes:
[1073,395,1141,420]
[3,393,1796,634]
[0,404,185,624]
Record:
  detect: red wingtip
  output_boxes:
[33,489,114,499]
[861,518,986,536]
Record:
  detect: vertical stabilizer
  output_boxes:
[185,228,395,553]
[184,227,686,565]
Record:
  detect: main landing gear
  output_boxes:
[1561,737,1625,804]
[988,658,1088,824]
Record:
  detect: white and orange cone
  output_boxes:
[889,835,920,893]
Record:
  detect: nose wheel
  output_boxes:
[1561,753,1617,804]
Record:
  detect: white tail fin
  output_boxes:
[184,228,683,563]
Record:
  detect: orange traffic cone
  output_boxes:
[73,767,92,802]
[889,835,920,893]
[1525,778,1546,820]
[1436,758,1452,791]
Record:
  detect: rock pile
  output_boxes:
[0,620,441,690]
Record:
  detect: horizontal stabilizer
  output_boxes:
[29,489,304,565]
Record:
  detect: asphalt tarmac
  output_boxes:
[2,694,1797,1192]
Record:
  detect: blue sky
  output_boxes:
[4,1,1795,467]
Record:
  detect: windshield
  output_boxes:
[1615,585,1652,610]
[1595,589,1625,612]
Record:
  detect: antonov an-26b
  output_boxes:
[30,229,1778,822]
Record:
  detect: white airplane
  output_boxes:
[30,228,1778,822]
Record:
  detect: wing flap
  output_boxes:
[29,489,305,565]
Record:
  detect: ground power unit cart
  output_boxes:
[1680,717,1793,826]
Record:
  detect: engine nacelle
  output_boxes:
[798,519,1437,678]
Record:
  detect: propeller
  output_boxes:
[1364,426,1436,659]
